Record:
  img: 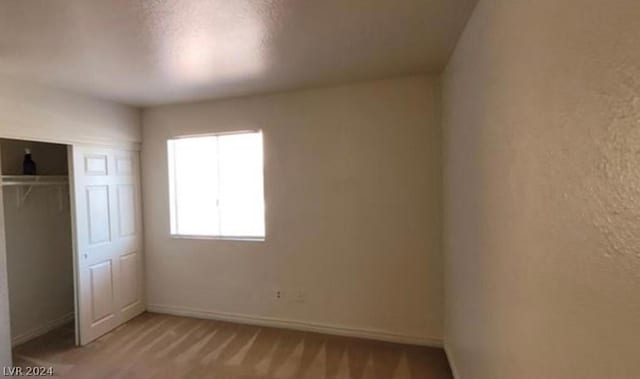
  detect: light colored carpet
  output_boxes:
[13,312,452,379]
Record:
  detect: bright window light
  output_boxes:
[168,131,265,240]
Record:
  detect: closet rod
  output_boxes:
[1,182,67,187]
[1,175,68,187]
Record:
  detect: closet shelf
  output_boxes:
[1,175,68,187]
[1,176,69,208]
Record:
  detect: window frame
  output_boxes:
[167,129,266,242]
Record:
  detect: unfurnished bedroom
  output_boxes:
[0,0,638,378]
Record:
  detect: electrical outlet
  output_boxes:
[273,289,305,303]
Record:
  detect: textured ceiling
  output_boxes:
[0,0,477,106]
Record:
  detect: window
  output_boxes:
[168,131,265,240]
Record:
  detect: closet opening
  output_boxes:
[0,138,76,364]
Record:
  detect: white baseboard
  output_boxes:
[147,304,443,348]
[11,312,74,347]
[444,343,461,379]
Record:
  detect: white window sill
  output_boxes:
[170,234,265,242]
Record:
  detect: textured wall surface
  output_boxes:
[142,76,444,343]
[443,0,640,378]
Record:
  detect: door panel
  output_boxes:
[119,252,139,309]
[84,154,108,175]
[115,156,133,175]
[89,261,114,324]
[117,185,136,237]
[86,186,111,245]
[71,146,144,345]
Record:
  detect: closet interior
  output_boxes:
[0,138,75,347]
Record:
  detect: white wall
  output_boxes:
[443,0,640,378]
[142,76,444,344]
[0,75,141,147]
[0,77,141,366]
[1,140,74,345]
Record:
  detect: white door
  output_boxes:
[70,145,145,345]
